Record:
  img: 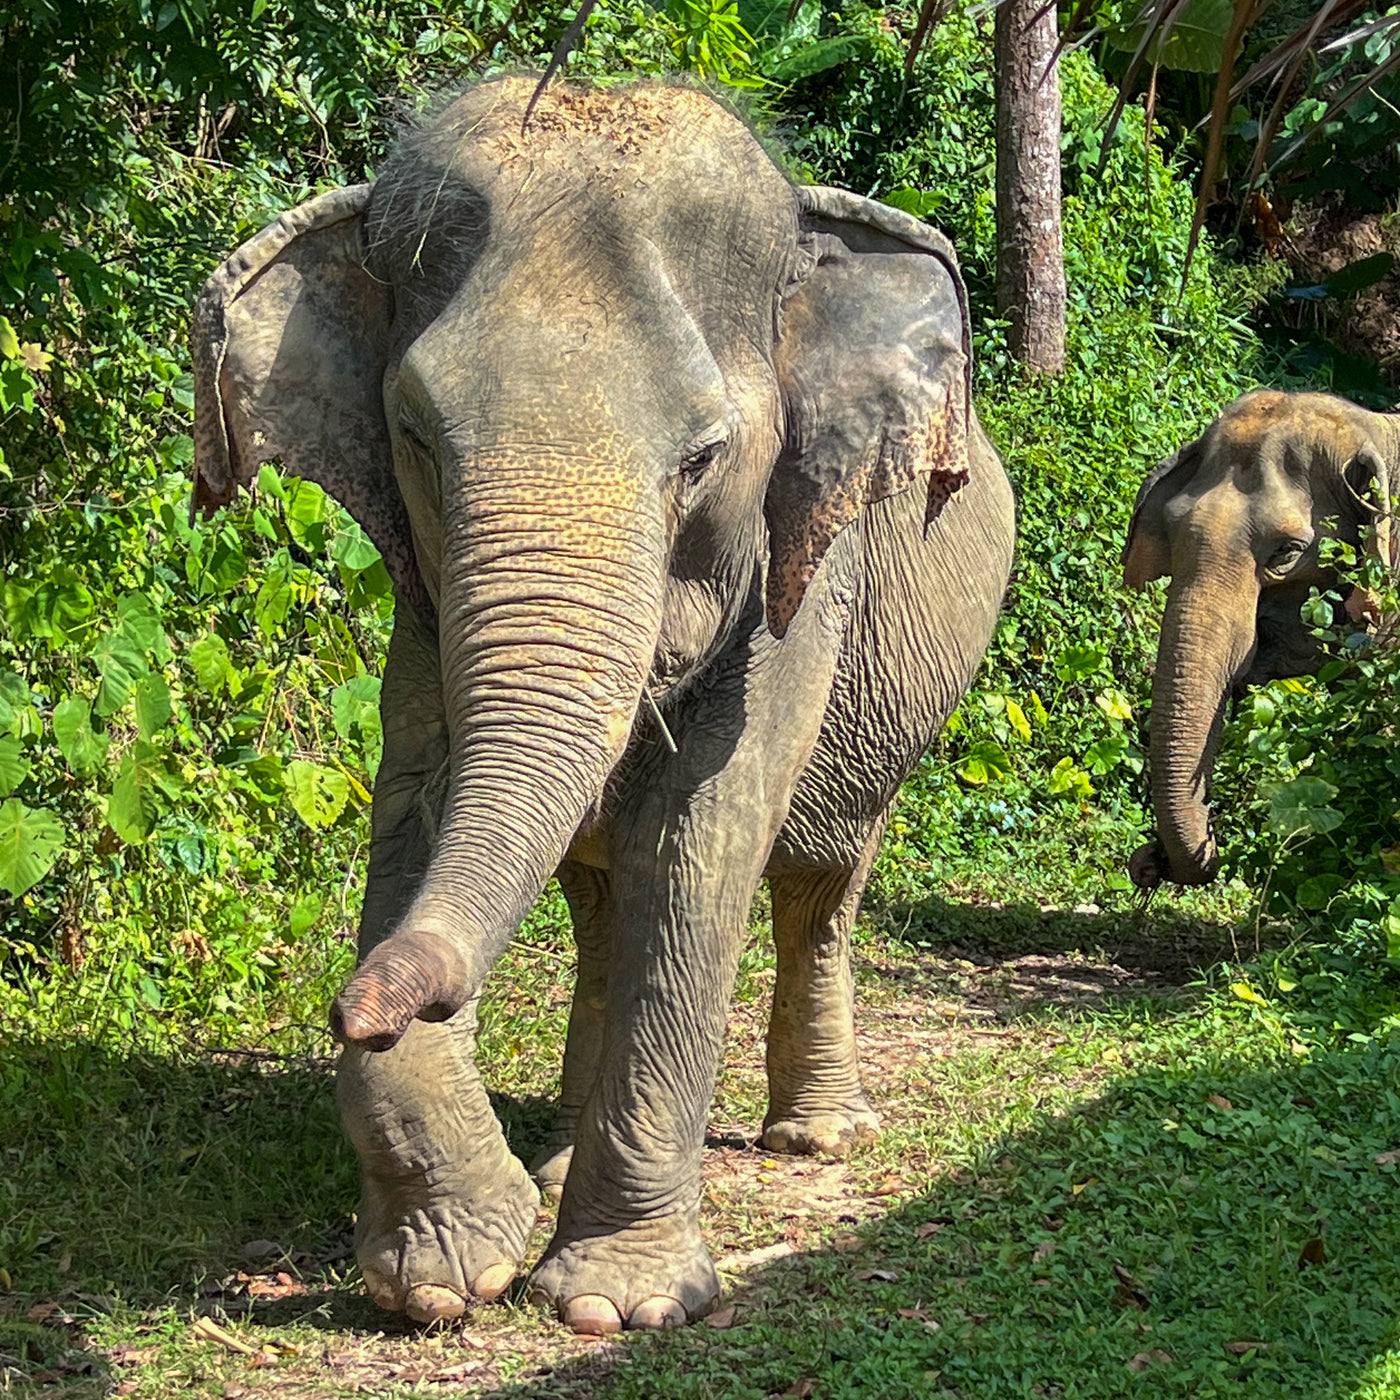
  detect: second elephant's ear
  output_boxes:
[1122,438,1205,590]
[766,187,973,639]
[191,185,426,609]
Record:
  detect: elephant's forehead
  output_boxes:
[428,79,769,193]
[1210,389,1357,460]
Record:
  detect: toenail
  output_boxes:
[562,1294,623,1335]
[628,1296,687,1330]
[404,1283,467,1324]
[361,1266,404,1311]
[472,1263,515,1300]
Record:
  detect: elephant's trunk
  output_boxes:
[333,464,665,1048]
[1132,551,1258,889]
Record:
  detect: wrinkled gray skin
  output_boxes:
[1123,390,1396,890]
[191,79,1015,1335]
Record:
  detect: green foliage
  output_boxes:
[1215,548,1400,963]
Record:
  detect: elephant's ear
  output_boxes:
[766,186,973,639]
[1122,439,1204,590]
[1345,442,1398,571]
[191,185,426,608]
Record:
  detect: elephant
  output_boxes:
[1123,389,1396,890]
[190,77,1015,1334]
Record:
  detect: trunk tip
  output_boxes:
[1129,835,1221,890]
[331,930,470,1051]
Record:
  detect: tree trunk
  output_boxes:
[995,0,1066,375]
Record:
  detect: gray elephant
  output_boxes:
[191,78,1014,1333]
[1123,389,1396,889]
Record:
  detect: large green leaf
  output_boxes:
[0,735,31,794]
[1268,776,1344,837]
[92,629,149,716]
[331,674,383,775]
[134,673,172,739]
[109,742,177,843]
[0,671,32,736]
[189,632,235,697]
[52,696,109,777]
[0,798,63,896]
[286,759,350,829]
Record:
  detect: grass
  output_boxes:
[3,843,1399,1400]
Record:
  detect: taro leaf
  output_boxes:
[330,518,382,573]
[330,674,383,776]
[1056,645,1105,683]
[1095,688,1134,721]
[92,629,149,716]
[52,696,109,777]
[0,798,63,895]
[1006,699,1031,742]
[255,558,295,640]
[1049,756,1095,799]
[0,670,32,735]
[0,735,31,795]
[286,759,350,830]
[1267,776,1343,836]
[117,591,169,661]
[134,673,172,740]
[189,632,235,697]
[109,742,174,843]
[957,739,1013,786]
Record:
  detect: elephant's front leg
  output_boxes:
[530,605,846,1333]
[528,826,758,1334]
[337,606,538,1323]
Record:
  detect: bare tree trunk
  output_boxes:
[995,0,1066,375]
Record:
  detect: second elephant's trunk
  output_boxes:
[1135,554,1259,888]
[334,470,665,1048]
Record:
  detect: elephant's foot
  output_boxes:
[762,1094,880,1157]
[356,1156,540,1323]
[529,1142,573,1201]
[529,1217,720,1334]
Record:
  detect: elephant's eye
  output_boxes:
[1266,539,1307,573]
[680,438,724,480]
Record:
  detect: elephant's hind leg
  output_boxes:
[763,819,885,1157]
[338,607,538,1323]
[530,861,612,1199]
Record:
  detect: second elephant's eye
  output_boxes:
[1266,540,1307,572]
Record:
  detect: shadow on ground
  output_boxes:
[490,1038,1400,1400]
[4,902,1397,1398]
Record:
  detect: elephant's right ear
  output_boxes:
[191,185,423,605]
[1122,439,1204,589]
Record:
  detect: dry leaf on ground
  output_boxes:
[1127,1349,1171,1371]
[705,1306,737,1329]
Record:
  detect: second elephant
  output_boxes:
[191,79,1015,1334]
[1124,389,1396,888]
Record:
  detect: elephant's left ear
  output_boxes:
[766,187,973,639]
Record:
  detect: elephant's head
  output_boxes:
[190,79,973,1045]
[1123,390,1397,889]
